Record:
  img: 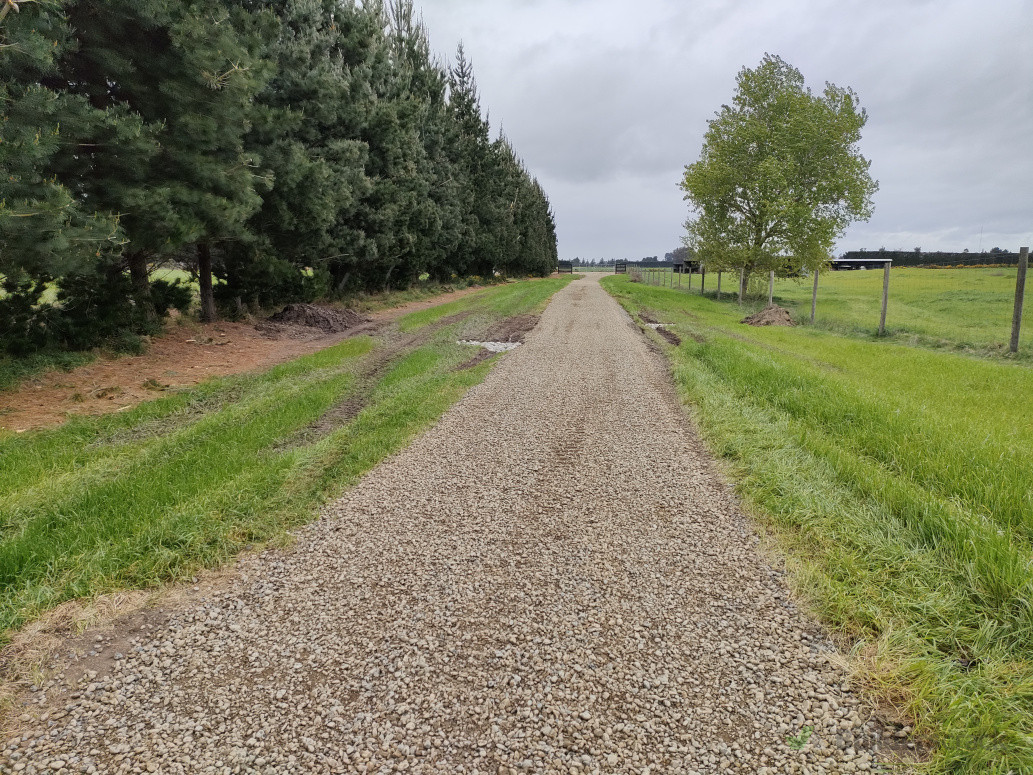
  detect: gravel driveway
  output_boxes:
[3,276,888,774]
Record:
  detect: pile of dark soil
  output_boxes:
[656,327,682,346]
[268,304,368,333]
[482,314,539,343]
[741,305,795,327]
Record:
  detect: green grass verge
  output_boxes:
[0,276,574,643]
[601,275,1033,774]
[397,277,559,333]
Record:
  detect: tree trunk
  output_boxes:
[739,267,747,305]
[197,242,217,323]
[127,251,156,321]
[334,271,351,296]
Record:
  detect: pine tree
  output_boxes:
[443,43,492,279]
[53,0,272,321]
[220,0,371,307]
[1,0,560,355]
[0,0,130,353]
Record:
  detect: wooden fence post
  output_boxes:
[1011,247,1029,353]
[879,261,891,336]
[768,271,775,306]
[811,267,819,324]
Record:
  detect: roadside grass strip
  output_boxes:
[0,277,573,643]
[602,275,1033,774]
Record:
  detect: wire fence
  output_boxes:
[630,247,1031,355]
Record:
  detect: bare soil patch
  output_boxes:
[364,284,488,321]
[656,327,682,346]
[481,313,539,343]
[0,320,357,433]
[742,304,796,327]
[455,349,496,371]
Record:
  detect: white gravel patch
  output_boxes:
[459,341,522,353]
[3,276,892,774]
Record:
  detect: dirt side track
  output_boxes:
[3,276,891,774]
[0,284,488,433]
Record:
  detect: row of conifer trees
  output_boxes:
[0,0,559,355]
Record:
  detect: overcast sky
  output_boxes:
[413,0,1032,261]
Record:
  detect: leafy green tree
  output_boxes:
[680,54,877,301]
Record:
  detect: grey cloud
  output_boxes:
[417,0,1033,259]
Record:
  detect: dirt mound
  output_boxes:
[742,305,795,327]
[268,304,368,333]
[482,314,540,343]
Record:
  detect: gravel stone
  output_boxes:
[3,276,891,773]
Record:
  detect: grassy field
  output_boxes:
[0,277,573,644]
[779,267,1030,353]
[640,266,1031,356]
[602,274,1033,774]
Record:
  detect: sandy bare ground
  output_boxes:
[2,276,896,774]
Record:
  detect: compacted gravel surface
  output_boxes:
[3,276,890,774]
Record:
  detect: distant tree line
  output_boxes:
[571,254,686,267]
[842,249,1025,268]
[0,0,558,356]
